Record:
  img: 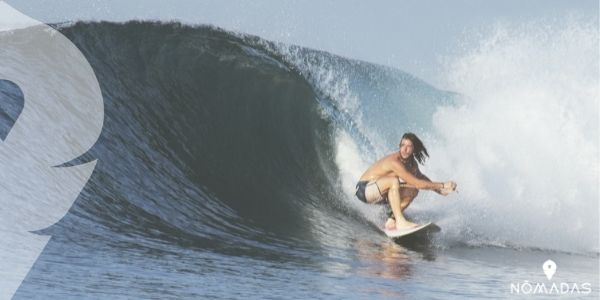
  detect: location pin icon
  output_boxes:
[543,259,557,280]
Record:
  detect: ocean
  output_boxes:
[1,19,598,299]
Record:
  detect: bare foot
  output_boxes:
[384,218,396,230]
[395,220,419,230]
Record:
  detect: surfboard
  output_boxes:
[382,222,434,238]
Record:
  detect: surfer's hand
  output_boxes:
[440,181,457,195]
[439,189,451,196]
[443,181,457,191]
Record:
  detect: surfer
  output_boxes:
[355,133,457,230]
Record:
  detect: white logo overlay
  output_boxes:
[0,2,104,299]
[510,259,593,296]
[543,259,556,280]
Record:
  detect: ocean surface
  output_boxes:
[1,20,598,299]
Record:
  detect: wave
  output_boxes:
[2,19,595,256]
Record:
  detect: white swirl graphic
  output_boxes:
[0,2,104,299]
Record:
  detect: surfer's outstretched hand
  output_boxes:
[440,181,457,195]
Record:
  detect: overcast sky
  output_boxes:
[3,0,597,85]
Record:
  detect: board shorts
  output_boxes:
[355,178,409,220]
[355,180,385,203]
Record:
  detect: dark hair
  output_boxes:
[400,132,429,165]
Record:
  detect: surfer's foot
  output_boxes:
[395,220,419,230]
[384,218,396,230]
[385,218,418,230]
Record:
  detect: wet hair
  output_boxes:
[400,132,429,165]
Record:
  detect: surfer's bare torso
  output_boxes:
[355,134,457,231]
[359,153,420,183]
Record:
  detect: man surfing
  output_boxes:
[355,133,457,231]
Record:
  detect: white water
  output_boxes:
[332,17,599,254]
[423,17,599,254]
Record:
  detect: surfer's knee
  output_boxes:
[377,176,403,196]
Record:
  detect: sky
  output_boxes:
[3,0,598,86]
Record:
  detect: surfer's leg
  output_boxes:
[399,187,419,211]
[376,176,418,230]
[384,187,419,229]
[389,185,419,229]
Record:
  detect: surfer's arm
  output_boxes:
[390,161,444,190]
[417,172,444,195]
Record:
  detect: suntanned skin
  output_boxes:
[359,138,456,230]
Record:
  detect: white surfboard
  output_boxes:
[382,222,434,238]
